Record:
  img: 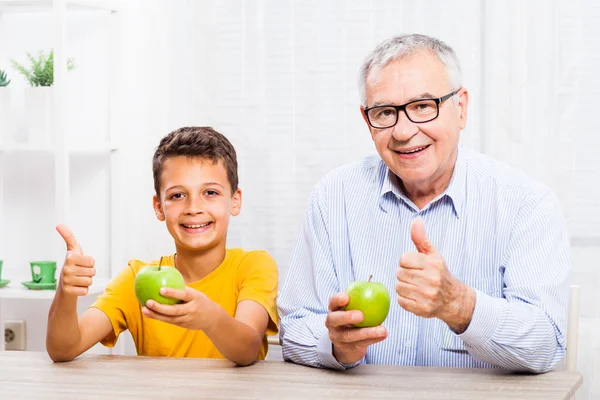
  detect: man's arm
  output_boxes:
[278,185,382,369]
[458,191,570,373]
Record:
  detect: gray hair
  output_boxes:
[358,34,462,106]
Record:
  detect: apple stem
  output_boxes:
[158,256,164,271]
[368,274,373,282]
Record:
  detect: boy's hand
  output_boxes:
[142,287,216,330]
[56,224,96,297]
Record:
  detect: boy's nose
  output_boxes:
[184,197,205,215]
[185,205,205,215]
[185,208,204,215]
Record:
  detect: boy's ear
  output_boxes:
[153,195,165,221]
[230,189,242,216]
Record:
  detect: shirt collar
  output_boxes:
[378,146,467,218]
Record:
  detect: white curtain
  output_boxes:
[180,0,590,272]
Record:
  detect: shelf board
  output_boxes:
[0,143,53,153]
[67,0,120,12]
[0,0,120,13]
[0,142,119,154]
[0,278,110,300]
[68,142,119,154]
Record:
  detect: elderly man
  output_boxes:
[278,34,570,373]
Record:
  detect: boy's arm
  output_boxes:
[46,225,113,362]
[205,299,269,365]
[209,252,278,364]
[47,300,112,362]
[143,249,278,366]
[142,291,271,366]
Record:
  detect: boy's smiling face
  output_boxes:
[153,156,241,254]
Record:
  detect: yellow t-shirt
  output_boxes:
[91,248,278,360]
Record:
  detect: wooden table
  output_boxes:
[0,352,582,399]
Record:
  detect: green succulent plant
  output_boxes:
[0,70,10,87]
[10,50,75,87]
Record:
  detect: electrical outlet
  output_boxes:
[5,320,26,351]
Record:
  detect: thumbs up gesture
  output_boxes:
[396,219,475,331]
[56,224,96,297]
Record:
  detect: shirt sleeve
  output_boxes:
[237,251,279,336]
[278,183,359,370]
[458,190,570,373]
[89,262,138,347]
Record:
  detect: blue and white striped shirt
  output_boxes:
[278,146,570,373]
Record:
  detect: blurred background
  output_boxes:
[0,0,598,398]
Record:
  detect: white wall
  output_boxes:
[1,0,598,398]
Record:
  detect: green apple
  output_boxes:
[134,265,186,306]
[344,275,390,328]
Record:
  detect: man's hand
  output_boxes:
[396,218,476,333]
[325,293,387,365]
[56,224,96,297]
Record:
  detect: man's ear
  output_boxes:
[360,105,373,130]
[360,105,378,139]
[230,189,242,217]
[153,195,165,221]
[456,88,469,130]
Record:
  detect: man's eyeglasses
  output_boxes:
[363,89,461,129]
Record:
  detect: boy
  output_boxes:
[46,127,279,366]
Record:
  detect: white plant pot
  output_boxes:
[0,88,11,144]
[25,86,53,146]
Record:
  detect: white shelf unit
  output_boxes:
[0,0,122,352]
[0,141,119,153]
[0,278,112,351]
[0,278,111,300]
[0,0,120,13]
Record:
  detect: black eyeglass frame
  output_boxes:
[363,89,461,128]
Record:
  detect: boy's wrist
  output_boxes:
[200,300,223,334]
[56,284,79,304]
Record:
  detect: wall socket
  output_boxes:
[5,320,26,351]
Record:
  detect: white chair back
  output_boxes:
[566,284,580,372]
[267,336,281,346]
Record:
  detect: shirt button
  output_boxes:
[405,340,412,348]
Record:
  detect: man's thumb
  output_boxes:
[410,218,436,255]
[56,224,83,255]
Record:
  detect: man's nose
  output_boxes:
[391,111,418,141]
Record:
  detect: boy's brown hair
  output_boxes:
[152,126,239,198]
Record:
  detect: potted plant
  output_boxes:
[11,50,75,145]
[0,70,10,87]
[0,70,11,144]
